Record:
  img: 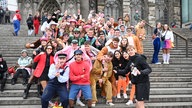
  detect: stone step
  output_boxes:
[1,88,192,97]
[0,94,192,105]
[1,102,192,108]
[5,76,192,84]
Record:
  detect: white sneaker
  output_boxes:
[123,93,128,99]
[117,93,121,98]
[91,103,96,107]
[126,100,133,105]
[106,102,115,106]
[76,100,85,106]
[155,62,161,64]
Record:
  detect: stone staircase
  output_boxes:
[0,25,192,108]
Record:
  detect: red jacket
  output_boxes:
[33,53,54,78]
[69,60,91,85]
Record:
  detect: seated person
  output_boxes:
[11,49,32,85]
[90,52,115,107]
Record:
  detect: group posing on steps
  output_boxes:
[1,8,175,108]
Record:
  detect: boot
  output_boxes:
[37,84,42,98]
[11,78,16,85]
[28,30,30,36]
[22,78,28,85]
[23,83,32,99]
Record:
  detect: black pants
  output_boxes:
[5,16,10,23]
[13,69,29,80]
[0,72,7,90]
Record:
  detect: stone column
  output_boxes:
[80,0,89,20]
[148,0,156,27]
[123,0,131,16]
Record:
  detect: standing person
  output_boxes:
[135,20,146,54]
[33,45,54,91]
[41,53,69,108]
[0,6,4,24]
[4,8,11,24]
[161,24,174,64]
[152,22,162,64]
[12,10,22,36]
[69,49,92,108]
[26,14,34,36]
[41,12,48,25]
[33,12,41,36]
[118,45,152,108]
[0,54,8,92]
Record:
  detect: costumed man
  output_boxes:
[69,49,92,108]
[12,10,22,36]
[125,27,141,53]
[54,39,92,106]
[0,54,8,92]
[90,52,114,107]
[135,20,146,54]
[41,53,69,108]
[97,37,120,97]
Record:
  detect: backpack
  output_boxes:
[26,17,33,24]
[0,9,4,16]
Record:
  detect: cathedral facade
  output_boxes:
[14,0,190,27]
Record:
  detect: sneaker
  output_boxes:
[117,93,121,98]
[123,93,128,99]
[106,102,115,106]
[126,100,133,105]
[155,62,161,64]
[91,103,96,107]
[76,100,85,106]
[163,62,169,64]
[49,101,54,107]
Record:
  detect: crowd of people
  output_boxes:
[0,8,176,108]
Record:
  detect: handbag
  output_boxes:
[8,66,16,74]
[161,31,167,41]
[152,34,156,39]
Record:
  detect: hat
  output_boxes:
[40,36,48,41]
[74,49,83,55]
[49,21,58,26]
[63,33,69,37]
[83,25,92,29]
[16,10,20,13]
[80,19,85,23]
[71,39,78,44]
[69,19,77,24]
[73,28,80,32]
[21,49,27,53]
[58,53,67,58]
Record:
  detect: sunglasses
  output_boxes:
[74,32,80,34]
[47,47,53,50]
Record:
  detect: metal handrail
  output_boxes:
[144,21,189,57]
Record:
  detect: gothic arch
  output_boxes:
[37,0,61,15]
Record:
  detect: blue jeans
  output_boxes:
[69,84,92,100]
[13,20,20,36]
[152,37,161,63]
[41,83,68,108]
